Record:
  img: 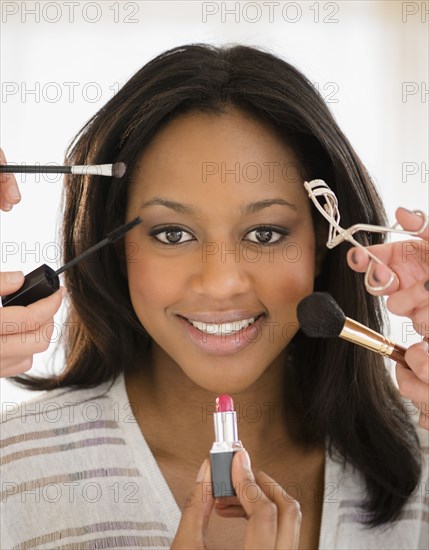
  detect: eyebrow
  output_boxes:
[139,197,297,215]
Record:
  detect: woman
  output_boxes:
[1,44,427,549]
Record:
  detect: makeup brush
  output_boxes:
[296,292,410,369]
[1,217,142,307]
[0,163,126,178]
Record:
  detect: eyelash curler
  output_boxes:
[304,179,428,292]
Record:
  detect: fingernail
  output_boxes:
[424,280,429,292]
[6,271,24,284]
[351,250,358,264]
[371,266,380,283]
[2,202,13,211]
[238,450,251,471]
[196,459,208,482]
[399,207,422,220]
[8,187,21,201]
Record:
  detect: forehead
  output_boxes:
[130,107,307,208]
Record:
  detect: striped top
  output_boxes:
[1,372,428,549]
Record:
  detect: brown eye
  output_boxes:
[164,230,183,243]
[255,229,273,243]
[149,226,194,245]
[245,226,288,245]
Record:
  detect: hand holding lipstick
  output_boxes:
[171,450,301,549]
[347,207,429,430]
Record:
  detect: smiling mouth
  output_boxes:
[179,314,265,335]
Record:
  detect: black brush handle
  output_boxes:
[0,165,72,174]
[1,265,59,307]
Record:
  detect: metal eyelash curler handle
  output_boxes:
[304,179,428,292]
[329,210,428,248]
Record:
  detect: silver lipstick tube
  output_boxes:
[210,410,243,498]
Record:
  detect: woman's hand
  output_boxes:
[347,207,429,430]
[0,148,21,211]
[171,450,302,549]
[0,272,64,377]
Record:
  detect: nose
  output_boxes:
[190,241,253,299]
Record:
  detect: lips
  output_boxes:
[184,315,264,335]
[177,313,267,356]
[178,311,265,324]
[190,317,253,333]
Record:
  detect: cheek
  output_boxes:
[126,247,185,316]
[267,239,316,296]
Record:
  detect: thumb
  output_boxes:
[0,271,24,296]
[171,459,214,549]
[396,207,429,241]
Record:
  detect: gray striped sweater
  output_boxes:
[1,372,428,549]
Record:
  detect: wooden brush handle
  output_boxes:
[390,344,411,370]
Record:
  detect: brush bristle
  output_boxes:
[112,162,126,178]
[297,292,346,338]
[107,217,142,242]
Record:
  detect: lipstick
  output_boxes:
[210,394,243,498]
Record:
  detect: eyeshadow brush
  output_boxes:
[0,163,126,178]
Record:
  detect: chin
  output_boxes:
[182,363,266,395]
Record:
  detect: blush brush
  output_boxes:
[297,292,410,369]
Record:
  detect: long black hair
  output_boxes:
[10,43,422,527]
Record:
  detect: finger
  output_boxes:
[214,504,247,518]
[396,207,429,242]
[0,288,64,334]
[171,459,214,549]
[0,271,25,296]
[214,496,247,518]
[0,148,21,209]
[0,319,56,360]
[347,244,403,275]
[347,240,428,287]
[365,261,400,295]
[403,341,429,384]
[214,494,240,508]
[396,355,429,405]
[214,494,247,518]
[231,450,277,549]
[255,470,301,550]
[386,279,429,317]
[409,307,429,340]
[347,248,400,295]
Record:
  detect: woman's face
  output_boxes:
[125,107,317,393]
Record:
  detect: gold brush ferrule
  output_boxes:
[341,318,397,357]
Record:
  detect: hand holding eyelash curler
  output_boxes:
[304,179,428,292]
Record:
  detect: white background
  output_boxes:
[1,1,428,408]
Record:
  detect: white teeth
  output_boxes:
[189,317,256,335]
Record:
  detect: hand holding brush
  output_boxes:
[346,207,428,429]
[0,148,21,211]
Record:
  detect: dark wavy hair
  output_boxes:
[10,43,422,527]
